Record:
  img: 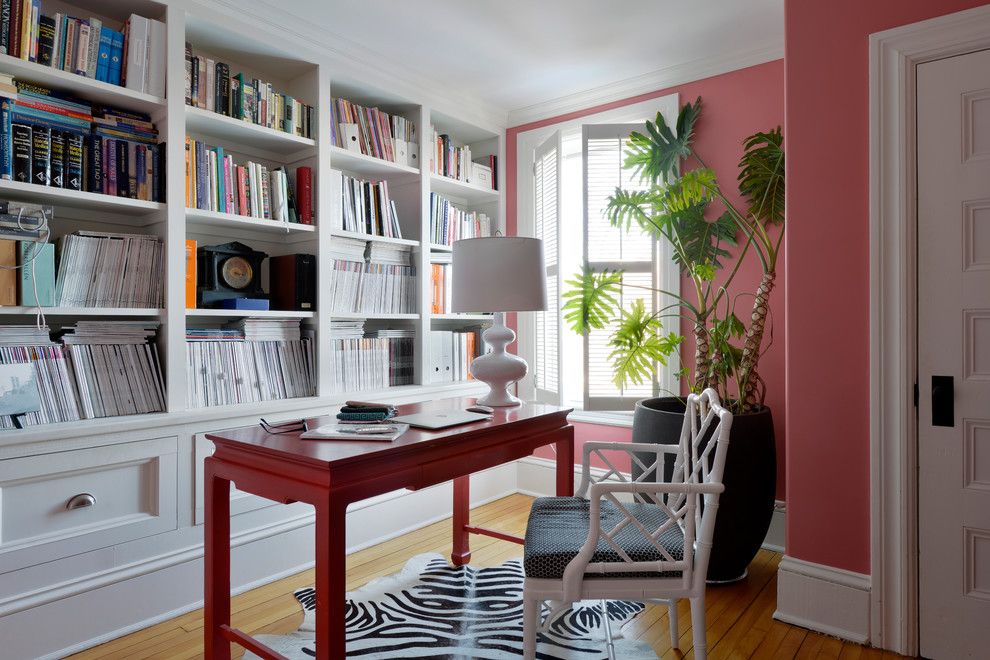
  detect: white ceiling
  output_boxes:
[270,0,784,117]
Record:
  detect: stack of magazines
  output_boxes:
[327,322,414,392]
[54,231,165,308]
[328,241,416,315]
[0,322,166,429]
[185,321,315,408]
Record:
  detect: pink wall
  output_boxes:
[507,60,787,497]
[784,0,989,574]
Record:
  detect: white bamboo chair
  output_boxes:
[521,388,732,660]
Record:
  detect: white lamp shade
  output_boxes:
[451,237,548,313]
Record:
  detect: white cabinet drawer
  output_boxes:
[0,437,178,574]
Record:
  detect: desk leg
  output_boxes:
[315,497,347,660]
[204,458,231,660]
[556,428,575,496]
[451,475,471,566]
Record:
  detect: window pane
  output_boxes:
[586,137,651,263]
[586,270,655,399]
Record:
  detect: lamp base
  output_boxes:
[470,313,526,407]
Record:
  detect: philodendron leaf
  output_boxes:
[561,267,622,335]
[624,97,704,183]
[608,299,683,388]
[738,127,785,226]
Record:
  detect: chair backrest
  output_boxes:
[675,388,732,587]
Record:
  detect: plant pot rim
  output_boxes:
[635,396,772,417]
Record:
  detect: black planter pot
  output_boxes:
[631,397,776,582]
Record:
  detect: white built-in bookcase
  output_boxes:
[0,0,505,435]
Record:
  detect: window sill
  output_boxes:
[566,409,634,428]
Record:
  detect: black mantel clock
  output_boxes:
[197,241,268,308]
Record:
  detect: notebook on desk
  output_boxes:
[390,410,492,430]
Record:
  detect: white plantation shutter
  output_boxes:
[582,124,660,411]
[533,131,562,404]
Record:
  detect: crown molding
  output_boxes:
[507,40,784,128]
[190,0,509,131]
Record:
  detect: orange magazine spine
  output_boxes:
[465,331,475,380]
[185,239,197,308]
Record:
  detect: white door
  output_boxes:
[918,48,990,659]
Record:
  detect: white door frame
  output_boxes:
[869,5,990,655]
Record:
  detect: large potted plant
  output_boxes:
[563,98,784,581]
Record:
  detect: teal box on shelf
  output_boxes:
[18,242,55,307]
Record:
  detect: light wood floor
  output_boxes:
[69,494,907,659]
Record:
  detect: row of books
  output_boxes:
[330,97,417,164]
[1,8,164,96]
[185,338,315,408]
[0,322,165,428]
[184,43,315,139]
[327,321,414,391]
[335,169,402,238]
[430,128,471,182]
[185,137,313,223]
[428,329,482,384]
[0,79,164,201]
[54,231,163,308]
[429,193,494,246]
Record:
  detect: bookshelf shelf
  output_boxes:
[430,243,453,252]
[431,314,493,321]
[0,306,164,317]
[0,53,166,115]
[186,208,317,236]
[329,312,419,320]
[329,146,419,178]
[330,229,419,248]
[185,106,317,155]
[0,179,165,215]
[185,309,316,319]
[430,173,499,203]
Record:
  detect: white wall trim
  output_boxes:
[774,555,872,644]
[868,5,990,655]
[507,41,783,127]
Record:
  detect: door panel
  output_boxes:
[918,48,990,659]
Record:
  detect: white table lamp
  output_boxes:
[451,237,547,407]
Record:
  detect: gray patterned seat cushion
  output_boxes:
[523,496,685,579]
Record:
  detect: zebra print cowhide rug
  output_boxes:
[245,552,656,659]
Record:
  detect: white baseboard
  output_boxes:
[774,555,872,644]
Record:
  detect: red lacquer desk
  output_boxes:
[203,397,574,659]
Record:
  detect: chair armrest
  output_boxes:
[575,441,685,498]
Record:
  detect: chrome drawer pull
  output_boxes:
[66,493,97,510]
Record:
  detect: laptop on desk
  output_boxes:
[390,410,492,430]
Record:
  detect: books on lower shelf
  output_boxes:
[333,169,402,238]
[185,136,312,223]
[429,329,482,384]
[185,319,315,408]
[328,321,413,392]
[429,193,493,246]
[0,80,164,200]
[54,231,164,307]
[0,321,166,428]
[1,9,164,95]
[330,97,416,165]
[328,239,416,315]
[184,43,314,139]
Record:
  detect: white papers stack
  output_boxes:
[301,422,409,442]
[226,319,301,342]
[54,232,165,308]
[59,322,160,344]
[0,325,56,346]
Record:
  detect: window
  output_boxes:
[519,95,680,414]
